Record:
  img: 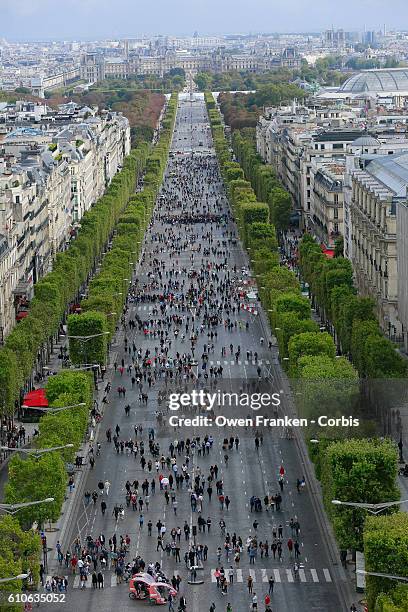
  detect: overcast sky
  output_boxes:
[0,0,406,41]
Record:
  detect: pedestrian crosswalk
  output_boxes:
[210,567,333,584]
[209,358,271,367]
[46,566,333,590]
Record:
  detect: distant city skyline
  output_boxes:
[0,0,406,41]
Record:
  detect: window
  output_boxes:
[333,143,343,150]
[334,208,338,219]
[334,194,339,205]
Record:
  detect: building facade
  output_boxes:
[0,103,130,340]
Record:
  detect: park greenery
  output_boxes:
[195,61,348,93]
[219,86,305,129]
[207,91,405,580]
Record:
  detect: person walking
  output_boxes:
[268,576,274,595]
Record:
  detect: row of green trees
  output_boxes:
[299,234,407,379]
[208,92,407,610]
[0,369,92,602]
[5,370,93,527]
[67,94,178,365]
[231,130,292,231]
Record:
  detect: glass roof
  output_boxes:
[340,69,408,93]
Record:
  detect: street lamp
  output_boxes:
[21,403,85,414]
[67,332,110,341]
[0,498,54,515]
[1,444,74,456]
[356,570,408,582]
[331,499,408,515]
[0,574,29,584]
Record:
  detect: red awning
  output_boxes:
[321,245,335,259]
[16,310,29,321]
[23,388,48,408]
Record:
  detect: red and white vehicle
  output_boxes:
[128,572,177,605]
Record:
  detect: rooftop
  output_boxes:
[340,68,408,94]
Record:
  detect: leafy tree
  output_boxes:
[5,453,67,527]
[365,336,407,378]
[274,293,311,320]
[274,313,318,358]
[0,514,41,589]
[295,355,359,436]
[351,320,381,377]
[67,312,108,366]
[268,187,292,231]
[0,349,21,418]
[364,513,408,610]
[321,439,399,551]
[374,584,408,612]
[288,331,336,372]
[334,236,344,258]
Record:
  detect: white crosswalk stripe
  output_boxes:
[299,569,307,583]
[286,569,294,583]
[261,569,268,583]
[236,569,243,583]
[310,569,319,583]
[273,568,281,583]
[323,569,332,582]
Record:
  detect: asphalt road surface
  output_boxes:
[41,94,347,612]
